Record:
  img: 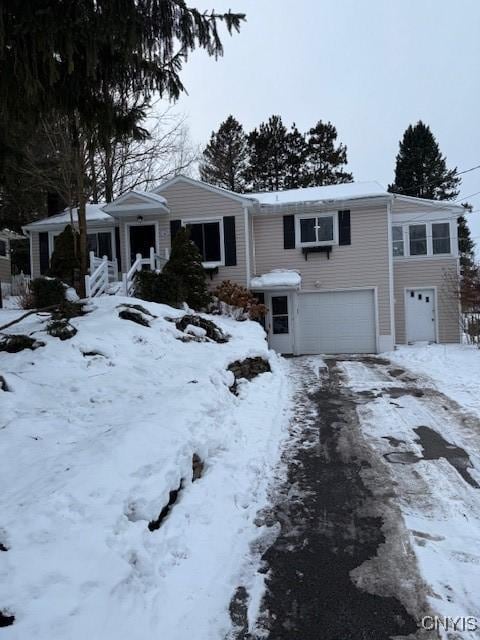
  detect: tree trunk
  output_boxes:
[71,113,87,297]
[104,137,113,203]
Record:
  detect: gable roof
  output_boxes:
[103,189,169,213]
[153,174,253,204]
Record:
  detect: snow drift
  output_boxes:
[0,296,291,640]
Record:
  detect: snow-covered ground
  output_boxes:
[341,346,480,639]
[0,296,291,639]
[388,343,480,419]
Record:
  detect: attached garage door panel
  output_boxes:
[298,290,376,354]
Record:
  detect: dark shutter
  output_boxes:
[283,215,295,249]
[223,216,237,266]
[39,232,49,274]
[170,219,182,245]
[338,210,351,246]
[115,227,122,271]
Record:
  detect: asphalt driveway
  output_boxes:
[229,354,480,640]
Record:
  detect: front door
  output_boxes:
[267,293,294,354]
[129,224,156,265]
[406,288,436,343]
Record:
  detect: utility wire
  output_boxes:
[391,162,480,196]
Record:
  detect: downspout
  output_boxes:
[387,197,396,348]
[250,213,257,277]
[243,204,251,288]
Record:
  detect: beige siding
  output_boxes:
[30,233,41,278]
[158,182,247,287]
[391,198,448,215]
[253,203,392,335]
[0,258,11,282]
[393,259,460,344]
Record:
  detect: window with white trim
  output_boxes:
[392,220,453,258]
[297,213,337,247]
[409,224,427,256]
[87,231,113,260]
[392,226,404,257]
[184,220,223,264]
[0,239,7,257]
[432,222,451,255]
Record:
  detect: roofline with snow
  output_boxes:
[22,214,116,234]
[103,189,169,214]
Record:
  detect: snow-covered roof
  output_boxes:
[0,228,25,240]
[248,181,387,206]
[250,270,301,290]
[23,204,113,231]
[131,189,167,205]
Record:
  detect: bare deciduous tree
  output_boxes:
[91,103,198,202]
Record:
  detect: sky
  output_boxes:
[171,0,480,248]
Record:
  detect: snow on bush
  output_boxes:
[0,295,291,640]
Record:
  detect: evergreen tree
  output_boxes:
[304,120,353,186]
[458,209,475,272]
[199,116,248,191]
[388,121,460,200]
[162,228,211,310]
[246,115,289,191]
[284,124,308,189]
[48,225,80,286]
[1,2,245,290]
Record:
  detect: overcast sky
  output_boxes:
[172,0,480,246]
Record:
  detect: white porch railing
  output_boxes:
[85,252,119,298]
[122,247,170,296]
[89,252,118,282]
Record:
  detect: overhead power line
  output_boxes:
[391,162,480,197]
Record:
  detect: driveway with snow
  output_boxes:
[240,350,480,640]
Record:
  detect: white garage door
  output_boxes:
[298,290,376,354]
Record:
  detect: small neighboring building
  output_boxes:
[0,229,17,284]
[22,178,464,354]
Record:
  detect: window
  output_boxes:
[392,226,404,257]
[271,295,289,334]
[0,239,6,257]
[297,213,336,246]
[393,220,453,258]
[432,222,451,255]
[185,221,222,263]
[87,232,112,260]
[409,224,427,256]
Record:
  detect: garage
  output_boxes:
[297,289,377,354]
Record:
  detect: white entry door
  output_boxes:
[406,288,436,343]
[267,293,294,354]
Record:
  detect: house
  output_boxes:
[22,176,464,354]
[0,229,14,286]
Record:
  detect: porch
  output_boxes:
[85,246,169,298]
